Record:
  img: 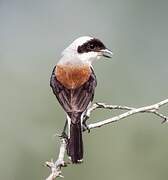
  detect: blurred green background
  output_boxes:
[1,0,168,179]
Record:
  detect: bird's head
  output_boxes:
[62,36,113,65]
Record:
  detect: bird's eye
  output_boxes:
[88,43,95,50]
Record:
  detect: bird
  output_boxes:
[50,36,113,163]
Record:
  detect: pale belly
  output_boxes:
[55,64,91,89]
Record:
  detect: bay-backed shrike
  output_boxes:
[50,36,113,163]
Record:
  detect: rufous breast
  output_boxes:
[55,64,92,89]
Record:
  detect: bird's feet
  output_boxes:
[82,120,90,133]
[60,132,68,140]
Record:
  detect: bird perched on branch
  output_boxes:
[50,36,113,163]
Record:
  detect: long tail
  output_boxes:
[67,113,83,163]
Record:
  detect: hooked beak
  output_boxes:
[100,48,113,58]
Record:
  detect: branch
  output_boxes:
[87,99,168,130]
[45,138,68,180]
[45,98,168,179]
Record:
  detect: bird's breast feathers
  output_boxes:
[55,64,91,89]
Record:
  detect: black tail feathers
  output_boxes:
[67,112,83,163]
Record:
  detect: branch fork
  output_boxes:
[45,98,168,179]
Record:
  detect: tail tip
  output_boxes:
[68,156,83,164]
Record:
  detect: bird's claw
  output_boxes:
[82,121,90,133]
[60,132,68,140]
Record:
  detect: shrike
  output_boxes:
[50,36,113,163]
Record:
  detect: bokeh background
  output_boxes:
[1,0,168,179]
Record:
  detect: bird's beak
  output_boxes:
[100,48,113,58]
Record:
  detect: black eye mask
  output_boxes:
[77,38,106,53]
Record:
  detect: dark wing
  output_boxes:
[50,66,97,114]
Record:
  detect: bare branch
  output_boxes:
[93,102,135,111]
[45,98,168,179]
[45,138,68,180]
[87,99,168,130]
